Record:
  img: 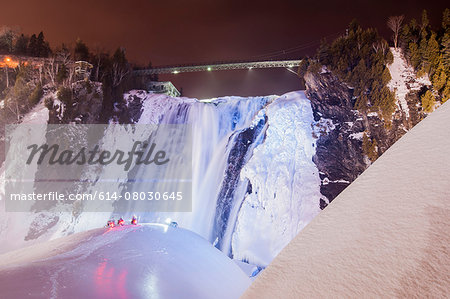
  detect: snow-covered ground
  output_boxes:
[19,99,49,124]
[243,100,450,298]
[387,48,431,117]
[0,224,251,299]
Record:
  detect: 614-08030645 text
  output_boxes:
[7,191,184,201]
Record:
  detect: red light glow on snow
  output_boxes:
[95,260,129,299]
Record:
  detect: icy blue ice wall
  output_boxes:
[0,90,322,267]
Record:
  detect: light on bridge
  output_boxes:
[172,70,179,74]
[207,67,212,71]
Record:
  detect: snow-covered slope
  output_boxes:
[0,224,250,299]
[387,48,431,117]
[243,100,450,298]
[0,100,51,252]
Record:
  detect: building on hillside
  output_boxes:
[70,61,93,80]
[148,81,181,97]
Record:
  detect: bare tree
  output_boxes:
[44,57,58,86]
[372,40,388,55]
[57,48,71,65]
[111,47,130,87]
[387,15,404,49]
[112,62,130,87]
[6,96,21,121]
[0,26,18,53]
[4,66,8,88]
[92,44,107,82]
[66,66,75,86]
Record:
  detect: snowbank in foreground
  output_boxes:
[0,224,250,299]
[243,101,450,298]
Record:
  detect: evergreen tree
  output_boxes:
[28,83,43,105]
[28,34,38,56]
[112,47,127,66]
[74,39,90,61]
[421,10,430,38]
[56,64,68,84]
[362,133,378,162]
[57,86,72,105]
[348,19,360,34]
[314,21,395,119]
[381,67,392,85]
[442,8,450,32]
[418,34,430,73]
[442,31,450,71]
[297,59,309,78]
[14,34,29,55]
[316,39,330,65]
[36,31,50,57]
[36,32,45,56]
[432,60,447,92]
[400,18,420,63]
[408,42,421,69]
[421,90,436,112]
[427,33,440,75]
[442,84,450,102]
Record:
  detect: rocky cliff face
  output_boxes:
[305,69,366,209]
[48,81,104,124]
[305,59,429,208]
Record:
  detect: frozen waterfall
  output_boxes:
[0,90,322,267]
[118,90,322,266]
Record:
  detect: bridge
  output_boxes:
[133,59,302,75]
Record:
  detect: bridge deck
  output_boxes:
[134,60,302,75]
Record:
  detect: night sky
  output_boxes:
[0,0,447,98]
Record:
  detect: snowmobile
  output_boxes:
[107,220,115,228]
[131,216,138,225]
[117,218,125,226]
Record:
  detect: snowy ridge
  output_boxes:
[387,48,431,117]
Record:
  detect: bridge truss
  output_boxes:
[133,60,302,75]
